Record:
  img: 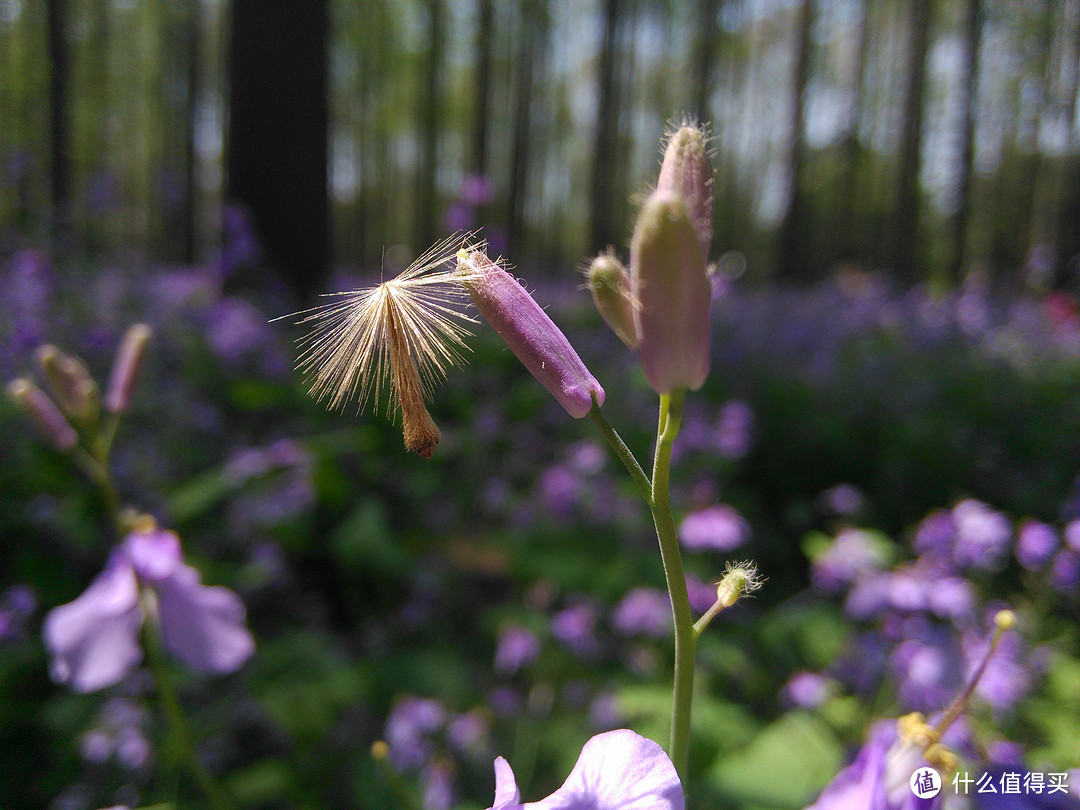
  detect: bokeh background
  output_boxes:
[2,0,1080,808]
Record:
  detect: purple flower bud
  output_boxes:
[457,249,604,417]
[7,378,78,451]
[657,124,713,262]
[587,250,638,350]
[104,324,152,414]
[630,190,712,393]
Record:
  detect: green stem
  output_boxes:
[142,592,234,810]
[589,400,652,504]
[650,390,695,782]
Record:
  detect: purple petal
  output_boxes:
[43,553,143,692]
[490,756,522,809]
[154,566,254,674]
[124,529,184,584]
[530,729,684,810]
[804,724,890,810]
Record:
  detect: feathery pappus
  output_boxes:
[277,234,477,458]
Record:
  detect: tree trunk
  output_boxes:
[891,0,932,283]
[775,0,814,279]
[227,0,329,299]
[473,0,494,179]
[589,0,624,253]
[690,0,721,123]
[45,0,72,248]
[414,0,444,252]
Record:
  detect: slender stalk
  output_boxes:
[588,399,652,504]
[650,390,695,781]
[141,592,234,810]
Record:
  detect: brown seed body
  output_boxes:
[385,297,441,457]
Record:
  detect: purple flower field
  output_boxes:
[3,243,1080,809]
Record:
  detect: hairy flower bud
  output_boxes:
[105,324,152,414]
[630,190,711,393]
[457,248,605,418]
[7,378,79,451]
[657,123,713,262]
[587,250,638,350]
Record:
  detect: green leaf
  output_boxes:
[709,711,844,808]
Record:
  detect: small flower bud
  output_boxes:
[35,345,99,420]
[657,123,713,262]
[715,561,762,608]
[7,378,78,451]
[105,324,152,414]
[994,609,1016,631]
[630,190,711,393]
[587,250,638,350]
[457,248,605,418]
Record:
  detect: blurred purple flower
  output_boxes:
[912,510,956,558]
[715,400,754,458]
[818,484,865,517]
[804,720,940,810]
[219,204,261,277]
[1050,549,1080,592]
[925,575,976,623]
[385,696,446,771]
[447,711,489,756]
[588,692,622,730]
[204,298,274,365]
[685,574,718,614]
[538,464,581,519]
[550,603,599,658]
[0,585,37,643]
[443,202,474,232]
[611,587,671,638]
[422,758,455,810]
[485,728,684,810]
[494,626,541,677]
[1064,520,1080,552]
[780,671,832,710]
[43,529,254,693]
[951,499,1011,571]
[964,626,1032,714]
[813,529,888,593]
[1016,520,1059,571]
[460,174,493,207]
[678,504,749,552]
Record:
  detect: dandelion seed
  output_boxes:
[278,234,475,458]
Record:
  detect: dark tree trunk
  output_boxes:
[775,0,814,279]
[947,0,981,283]
[690,0,721,124]
[182,1,200,264]
[473,0,494,179]
[227,0,329,299]
[891,0,932,283]
[507,0,549,259]
[589,0,624,253]
[415,0,444,252]
[45,0,72,247]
